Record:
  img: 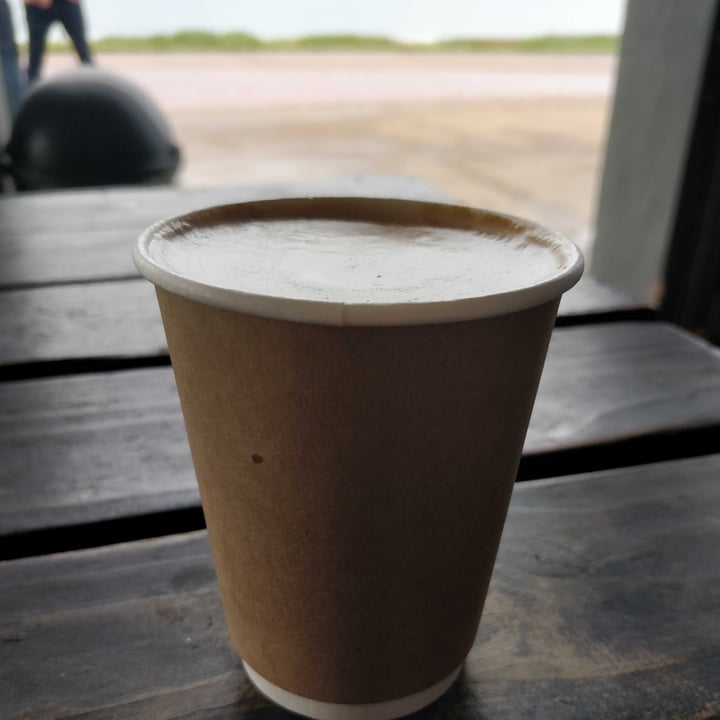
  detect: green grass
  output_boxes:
[270,34,405,51]
[41,31,618,54]
[88,30,263,52]
[436,34,619,53]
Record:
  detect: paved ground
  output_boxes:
[43,52,617,253]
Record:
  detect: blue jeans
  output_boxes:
[26,0,92,83]
[1,47,23,116]
[0,0,23,114]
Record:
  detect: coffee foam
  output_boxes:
[135,199,582,325]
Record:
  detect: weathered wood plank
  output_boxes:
[0,178,647,375]
[0,277,649,378]
[0,280,165,378]
[557,273,651,323]
[1,455,719,718]
[525,321,720,476]
[0,177,449,289]
[2,322,720,555]
[0,366,195,540]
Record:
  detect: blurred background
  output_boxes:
[3,0,626,258]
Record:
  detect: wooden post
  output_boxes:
[590,0,719,307]
[660,8,720,341]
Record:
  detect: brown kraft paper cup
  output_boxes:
[134,198,583,717]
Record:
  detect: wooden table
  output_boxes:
[3,456,719,719]
[1,179,719,718]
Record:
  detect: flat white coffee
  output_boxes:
[134,198,583,326]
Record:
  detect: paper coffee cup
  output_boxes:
[134,198,582,719]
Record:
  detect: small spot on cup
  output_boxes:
[252,454,264,464]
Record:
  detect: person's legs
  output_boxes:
[1,48,24,115]
[0,0,24,113]
[25,5,53,83]
[56,0,91,65]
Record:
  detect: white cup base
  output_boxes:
[243,661,462,720]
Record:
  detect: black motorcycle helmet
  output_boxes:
[7,68,181,190]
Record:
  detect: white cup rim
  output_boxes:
[134,197,584,327]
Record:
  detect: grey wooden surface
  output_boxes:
[1,178,712,720]
[0,280,166,376]
[0,177,450,289]
[3,322,720,554]
[527,321,720,452]
[1,454,719,719]
[0,177,649,378]
[0,277,649,378]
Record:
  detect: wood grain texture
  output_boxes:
[1,455,719,719]
[0,367,195,538]
[528,321,720,452]
[0,177,647,377]
[0,278,649,378]
[0,180,642,324]
[0,280,165,377]
[0,177,449,289]
[2,322,720,554]
[557,274,651,323]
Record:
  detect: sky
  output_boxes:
[7,0,626,43]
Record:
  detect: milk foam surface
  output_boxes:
[147,218,570,305]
